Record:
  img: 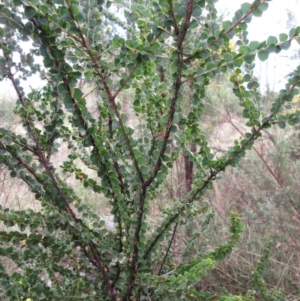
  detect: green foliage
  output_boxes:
[249,240,287,301]
[0,0,299,300]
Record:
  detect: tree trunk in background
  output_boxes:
[184,149,194,193]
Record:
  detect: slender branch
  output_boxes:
[112,63,141,99]
[183,0,268,63]
[144,171,216,258]
[143,79,300,257]
[0,131,38,155]
[123,1,195,300]
[181,35,299,85]
[157,223,178,275]
[176,0,194,47]
[32,14,126,220]
[46,94,59,162]
[228,117,300,217]
[4,52,78,221]
[89,244,121,301]
[143,0,194,189]
[168,0,179,36]
[3,46,121,300]
[83,84,99,99]
[66,0,145,184]
[122,2,196,299]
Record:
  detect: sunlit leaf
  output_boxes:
[241,2,251,14]
[239,45,250,55]
[258,50,269,61]
[267,36,278,46]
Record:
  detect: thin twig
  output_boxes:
[158,223,178,275]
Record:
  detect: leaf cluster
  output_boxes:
[0,0,299,300]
